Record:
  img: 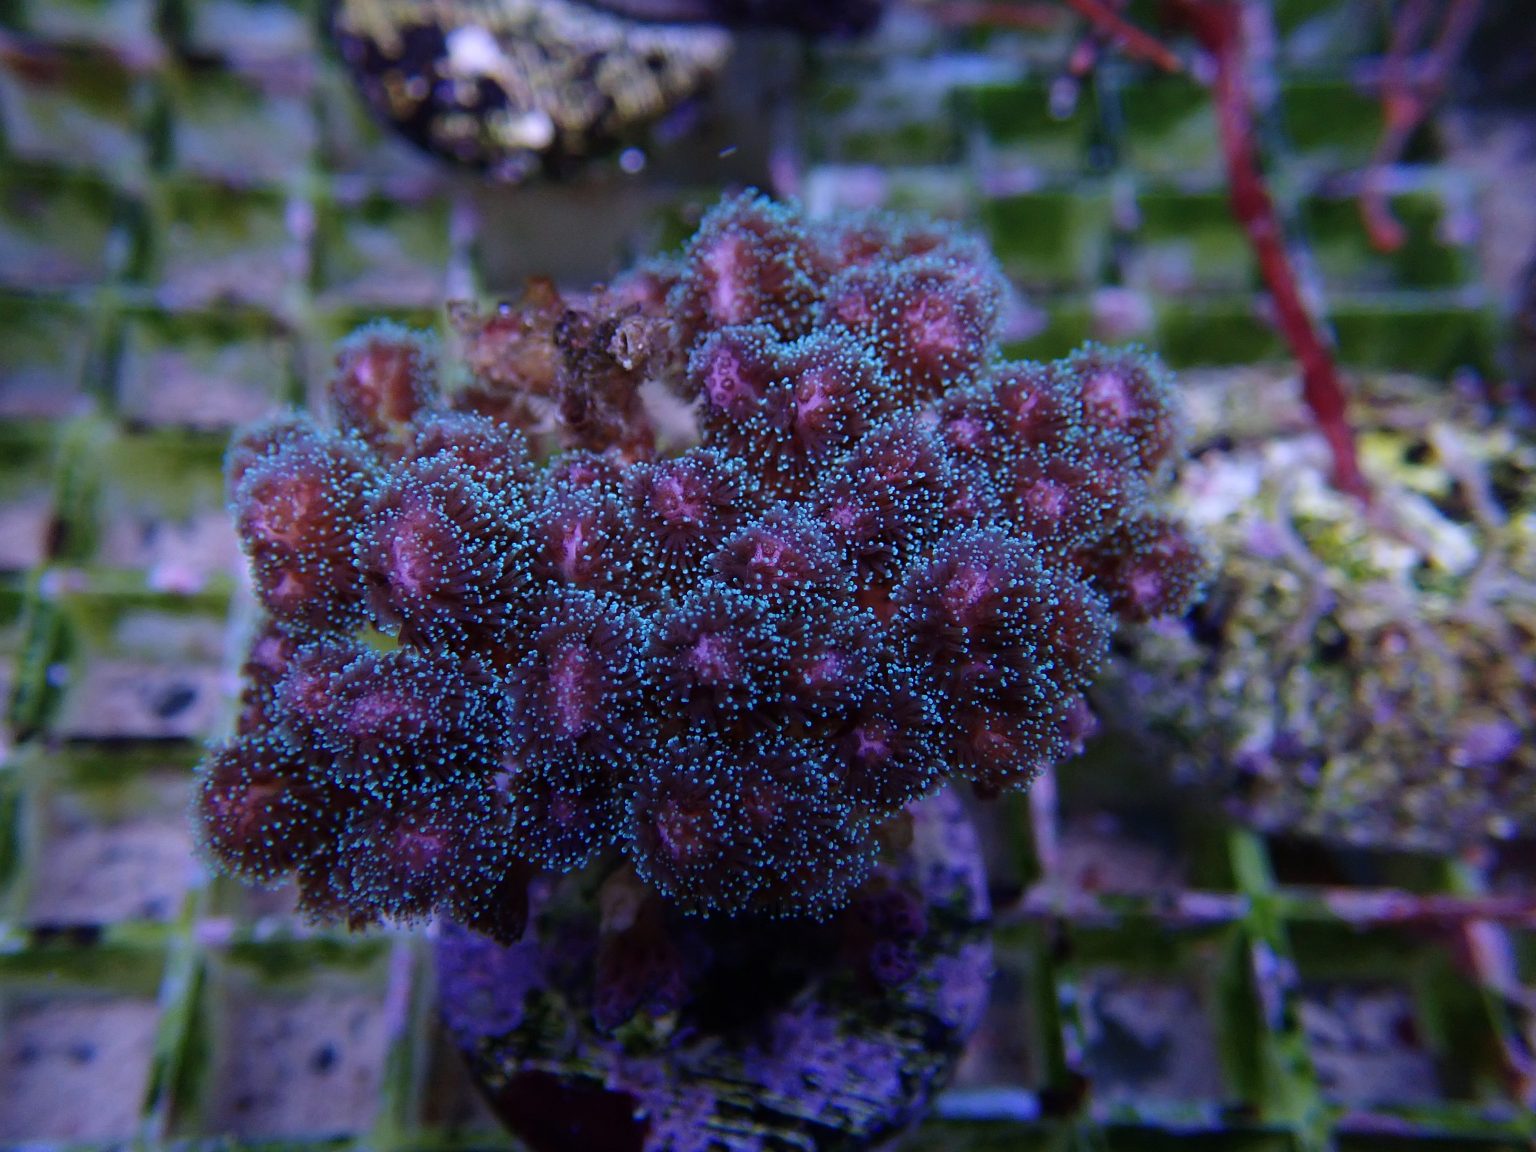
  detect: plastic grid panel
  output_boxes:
[0,1,1530,1150]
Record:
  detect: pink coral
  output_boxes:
[200,192,1203,946]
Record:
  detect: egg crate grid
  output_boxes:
[0,0,1531,1148]
[0,0,1510,397]
[1,645,1534,1150]
[796,0,1504,382]
[1,427,1534,1148]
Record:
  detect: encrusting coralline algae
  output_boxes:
[1096,368,1536,850]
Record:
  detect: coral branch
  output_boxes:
[1062,0,1182,71]
[1360,0,1483,252]
[1165,0,1370,502]
[932,0,1182,72]
[947,0,1368,498]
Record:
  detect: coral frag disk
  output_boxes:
[327,1,890,179]
[199,190,1203,944]
[437,790,992,1152]
[329,0,732,180]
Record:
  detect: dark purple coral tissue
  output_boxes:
[196,192,1204,944]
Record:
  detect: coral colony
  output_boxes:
[197,193,1204,961]
[329,0,733,180]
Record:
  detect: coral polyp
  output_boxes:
[229,428,375,631]
[330,323,440,456]
[358,454,529,644]
[201,191,1203,952]
[196,734,330,884]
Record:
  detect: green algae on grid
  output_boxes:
[982,189,1113,291]
[0,165,127,292]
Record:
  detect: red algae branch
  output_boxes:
[1164,0,1371,502]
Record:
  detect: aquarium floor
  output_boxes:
[0,1,1533,1150]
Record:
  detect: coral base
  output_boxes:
[435,789,992,1151]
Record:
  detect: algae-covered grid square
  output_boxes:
[7,0,161,58]
[39,588,230,744]
[86,429,241,592]
[1125,189,1256,296]
[0,295,105,420]
[1264,835,1463,897]
[950,78,1105,178]
[1285,922,1521,1118]
[0,944,169,1145]
[1056,922,1263,1121]
[13,746,199,928]
[946,921,1057,1106]
[141,178,302,315]
[1329,296,1500,378]
[171,0,321,65]
[981,188,1114,291]
[1046,737,1242,903]
[1302,186,1480,294]
[801,67,968,168]
[1112,73,1226,183]
[162,61,318,188]
[113,306,300,429]
[1152,295,1290,367]
[1278,80,1388,171]
[311,190,455,311]
[1100,1129,1302,1152]
[0,45,152,182]
[1000,295,1099,362]
[1271,0,1389,68]
[0,421,62,575]
[1333,1137,1534,1152]
[1048,800,1236,902]
[0,582,30,750]
[168,938,401,1142]
[39,418,240,591]
[0,164,132,292]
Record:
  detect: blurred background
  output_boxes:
[0,0,1534,1148]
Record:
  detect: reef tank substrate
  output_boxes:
[0,1,1534,1150]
